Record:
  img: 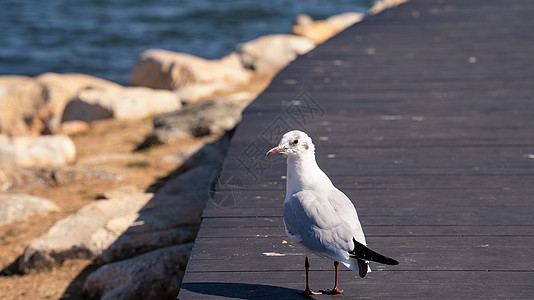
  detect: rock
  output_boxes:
[291,12,364,43]
[36,73,122,133]
[157,143,204,168]
[235,34,316,74]
[131,50,251,102]
[326,12,365,29]
[83,243,193,300]
[82,135,231,298]
[0,76,48,136]
[99,193,205,263]
[291,15,339,44]
[368,0,408,15]
[99,185,142,200]
[0,165,123,192]
[0,135,76,167]
[60,120,90,136]
[19,193,153,273]
[0,73,122,136]
[140,98,249,148]
[159,165,221,197]
[0,193,60,226]
[61,86,181,123]
[77,153,145,166]
[174,81,238,105]
[100,139,232,261]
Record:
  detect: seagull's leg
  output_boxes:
[299,256,321,295]
[319,261,343,295]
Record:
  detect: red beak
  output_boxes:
[266,146,286,156]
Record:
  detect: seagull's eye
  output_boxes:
[292,139,299,145]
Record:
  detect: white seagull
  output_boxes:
[266,130,398,295]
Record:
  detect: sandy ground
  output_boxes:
[0,118,217,300]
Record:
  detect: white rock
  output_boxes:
[158,143,204,168]
[0,135,76,167]
[83,243,193,300]
[0,193,60,226]
[99,185,142,200]
[236,34,316,74]
[131,50,251,102]
[36,73,123,133]
[0,76,47,136]
[368,0,408,15]
[61,86,181,123]
[19,193,153,273]
[141,98,249,147]
[99,193,205,263]
[291,12,364,43]
[326,12,364,30]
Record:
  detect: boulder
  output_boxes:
[0,193,60,226]
[0,73,122,136]
[99,139,231,261]
[368,0,408,15]
[0,135,76,167]
[131,50,251,102]
[235,34,316,74]
[291,12,364,43]
[157,143,204,168]
[83,243,193,300]
[36,73,123,133]
[140,98,249,148]
[0,165,125,192]
[19,193,153,273]
[0,76,48,136]
[61,86,181,123]
[59,120,90,136]
[99,185,142,200]
[99,193,205,263]
[81,135,231,298]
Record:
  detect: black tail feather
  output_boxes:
[349,238,399,265]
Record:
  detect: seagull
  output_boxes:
[266,130,399,295]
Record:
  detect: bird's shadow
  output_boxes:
[179,282,318,299]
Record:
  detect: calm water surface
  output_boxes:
[0,0,373,84]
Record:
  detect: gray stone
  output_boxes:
[99,193,204,263]
[131,49,251,103]
[62,86,181,123]
[140,98,248,148]
[0,76,48,136]
[236,34,316,74]
[35,72,123,134]
[0,134,76,167]
[157,143,204,168]
[0,193,60,226]
[0,165,125,192]
[83,243,193,300]
[99,185,142,200]
[19,193,153,273]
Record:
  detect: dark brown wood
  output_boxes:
[178,0,534,298]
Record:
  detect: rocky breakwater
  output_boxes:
[0,5,404,299]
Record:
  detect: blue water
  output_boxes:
[0,0,372,85]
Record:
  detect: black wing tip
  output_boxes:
[350,238,400,266]
[357,259,367,278]
[384,257,400,265]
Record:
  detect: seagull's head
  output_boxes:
[266,130,315,158]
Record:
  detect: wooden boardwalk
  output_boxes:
[179,0,534,298]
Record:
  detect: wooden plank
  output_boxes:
[180,271,534,299]
[186,236,534,271]
[194,225,534,239]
